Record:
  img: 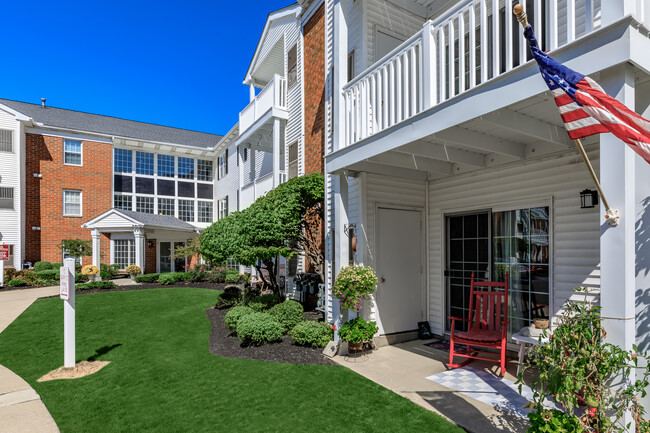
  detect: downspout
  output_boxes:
[425,178,430,331]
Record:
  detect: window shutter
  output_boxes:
[0,129,13,152]
[225,149,228,175]
[0,187,14,209]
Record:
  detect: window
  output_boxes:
[157,154,175,177]
[243,148,248,162]
[114,149,132,173]
[197,160,213,181]
[198,201,213,223]
[114,175,132,192]
[218,150,228,180]
[135,177,155,194]
[178,181,195,198]
[0,129,13,152]
[347,50,355,82]
[136,196,154,214]
[114,239,135,269]
[0,187,14,209]
[218,197,229,220]
[63,190,82,216]
[178,157,194,179]
[114,194,132,210]
[178,199,194,222]
[136,151,154,175]
[157,179,175,196]
[288,43,298,87]
[64,139,82,166]
[226,257,239,269]
[62,249,81,264]
[288,142,298,179]
[197,183,213,199]
[158,198,175,216]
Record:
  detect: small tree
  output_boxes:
[58,239,92,260]
[171,238,200,262]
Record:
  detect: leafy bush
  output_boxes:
[215,288,242,309]
[526,408,582,433]
[3,268,16,282]
[269,300,304,333]
[7,279,27,287]
[158,273,178,285]
[75,272,89,283]
[100,270,111,279]
[243,286,261,303]
[35,269,60,280]
[236,312,283,346]
[34,261,53,272]
[52,262,63,269]
[15,270,38,286]
[338,317,379,344]
[100,263,119,279]
[225,273,241,284]
[333,265,378,313]
[247,294,282,312]
[76,281,117,290]
[135,273,160,283]
[224,306,254,332]
[290,321,333,348]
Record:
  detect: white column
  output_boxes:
[134,228,144,274]
[599,64,636,429]
[332,173,350,340]
[91,229,101,280]
[333,0,348,152]
[63,258,76,368]
[249,79,256,102]
[272,118,281,187]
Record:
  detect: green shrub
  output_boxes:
[247,294,282,312]
[290,321,333,348]
[100,270,111,279]
[135,273,160,283]
[243,286,261,303]
[338,317,379,344]
[15,270,38,286]
[100,263,119,279]
[34,261,53,272]
[158,273,179,285]
[75,272,89,283]
[76,281,117,290]
[224,306,254,332]
[215,289,242,309]
[269,300,304,333]
[51,262,63,269]
[236,312,283,346]
[224,286,241,296]
[3,268,17,282]
[35,269,60,280]
[225,273,240,284]
[7,279,27,287]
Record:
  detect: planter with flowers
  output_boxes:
[338,317,379,352]
[81,264,100,282]
[332,265,378,313]
[125,265,142,281]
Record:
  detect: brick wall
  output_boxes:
[145,239,157,274]
[25,133,112,265]
[303,4,326,273]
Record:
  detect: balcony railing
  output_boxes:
[240,74,287,135]
[342,0,603,147]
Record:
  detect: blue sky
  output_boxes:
[1,0,295,136]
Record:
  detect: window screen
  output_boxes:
[135,177,154,194]
[288,43,298,87]
[197,183,213,199]
[178,182,195,198]
[114,175,133,193]
[157,179,175,196]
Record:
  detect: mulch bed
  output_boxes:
[205,306,336,366]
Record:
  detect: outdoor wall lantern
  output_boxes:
[147,240,154,249]
[580,188,599,209]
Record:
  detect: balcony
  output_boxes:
[240,171,287,210]
[341,0,606,149]
[239,74,287,136]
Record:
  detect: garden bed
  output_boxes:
[206,306,335,366]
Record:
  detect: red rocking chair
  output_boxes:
[447,272,509,376]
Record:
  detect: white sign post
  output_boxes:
[60,258,76,368]
[0,245,9,287]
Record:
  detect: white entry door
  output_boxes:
[375,207,424,335]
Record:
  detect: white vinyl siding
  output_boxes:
[0,109,23,270]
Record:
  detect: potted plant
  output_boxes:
[519,287,650,432]
[338,317,379,352]
[333,265,378,313]
[81,264,100,282]
[125,265,142,281]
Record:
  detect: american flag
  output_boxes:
[523,25,650,164]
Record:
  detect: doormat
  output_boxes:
[425,367,558,418]
[424,340,469,354]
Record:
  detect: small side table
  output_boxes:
[511,332,549,375]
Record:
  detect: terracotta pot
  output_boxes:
[533,318,549,329]
[348,341,363,352]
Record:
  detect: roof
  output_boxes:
[83,208,198,232]
[0,98,222,149]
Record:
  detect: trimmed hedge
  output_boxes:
[290,321,334,348]
[269,300,304,333]
[76,281,117,290]
[158,274,178,285]
[247,294,282,312]
[7,279,27,287]
[34,261,53,272]
[135,273,160,283]
[215,287,242,309]
[236,312,283,346]
[224,306,254,332]
[35,269,59,280]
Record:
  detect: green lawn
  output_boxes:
[0,288,463,432]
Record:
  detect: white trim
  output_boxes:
[26,127,112,144]
[63,139,83,167]
[0,103,31,121]
[300,0,323,24]
[62,189,82,217]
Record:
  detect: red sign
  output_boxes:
[60,267,70,300]
[0,245,8,261]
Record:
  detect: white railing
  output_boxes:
[239,172,277,210]
[342,0,602,147]
[240,74,287,135]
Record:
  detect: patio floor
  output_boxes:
[333,339,533,433]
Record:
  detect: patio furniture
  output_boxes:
[447,272,509,377]
[511,332,549,376]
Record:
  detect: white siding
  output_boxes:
[96,213,138,228]
[285,19,303,177]
[343,0,363,76]
[324,0,335,322]
[427,148,601,335]
[255,15,295,79]
[0,108,22,269]
[214,143,239,215]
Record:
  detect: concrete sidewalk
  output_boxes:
[0,286,61,433]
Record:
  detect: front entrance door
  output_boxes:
[159,242,172,273]
[375,207,424,335]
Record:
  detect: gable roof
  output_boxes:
[83,208,198,232]
[0,98,222,149]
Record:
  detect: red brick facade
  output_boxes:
[303,4,326,273]
[145,239,157,274]
[25,133,112,265]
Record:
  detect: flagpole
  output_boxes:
[513,4,620,226]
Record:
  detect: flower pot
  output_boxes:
[130,275,136,282]
[348,341,363,352]
[533,318,549,329]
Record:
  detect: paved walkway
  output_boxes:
[334,339,530,433]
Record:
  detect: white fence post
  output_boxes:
[422,21,435,110]
[62,258,76,368]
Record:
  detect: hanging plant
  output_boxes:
[333,265,377,312]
